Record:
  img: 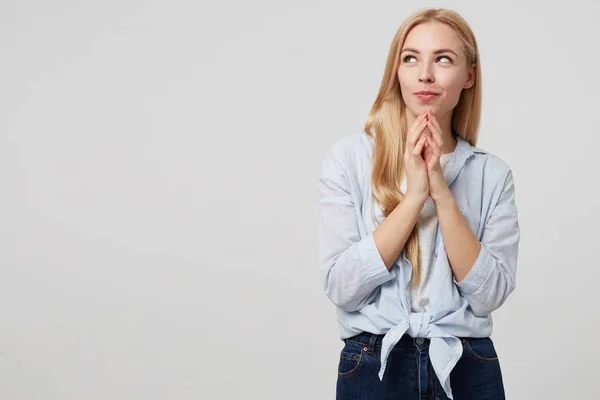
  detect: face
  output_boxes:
[397,22,475,119]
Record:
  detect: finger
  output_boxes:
[412,134,427,156]
[408,112,426,136]
[408,116,429,149]
[429,115,444,140]
[432,118,443,140]
[427,119,444,148]
[426,136,437,150]
[427,136,441,156]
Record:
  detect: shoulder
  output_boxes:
[464,140,513,181]
[460,141,517,202]
[320,132,373,174]
[324,132,372,159]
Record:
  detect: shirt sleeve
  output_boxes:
[454,168,520,317]
[316,145,396,312]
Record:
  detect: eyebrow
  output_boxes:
[401,48,459,57]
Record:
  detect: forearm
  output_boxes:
[433,191,481,282]
[373,195,426,270]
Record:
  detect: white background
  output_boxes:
[1,1,598,399]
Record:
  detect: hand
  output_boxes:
[422,112,452,203]
[403,110,430,202]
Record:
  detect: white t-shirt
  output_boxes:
[400,150,456,312]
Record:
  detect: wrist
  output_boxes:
[432,189,453,206]
[403,193,428,207]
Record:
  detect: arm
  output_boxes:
[432,193,481,283]
[434,169,520,317]
[316,147,424,312]
[374,195,426,269]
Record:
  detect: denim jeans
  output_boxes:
[336,332,506,400]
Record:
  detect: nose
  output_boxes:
[419,65,434,83]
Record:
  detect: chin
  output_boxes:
[408,105,438,116]
[412,104,450,117]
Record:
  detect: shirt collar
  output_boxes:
[444,135,476,187]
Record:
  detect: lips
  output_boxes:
[414,92,440,102]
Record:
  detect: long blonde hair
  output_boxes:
[365,8,482,289]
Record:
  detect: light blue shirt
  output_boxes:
[316,132,520,399]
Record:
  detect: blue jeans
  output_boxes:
[336,332,506,399]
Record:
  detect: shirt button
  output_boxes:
[416,338,424,345]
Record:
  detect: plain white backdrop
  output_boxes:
[0,0,599,399]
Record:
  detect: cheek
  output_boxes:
[439,76,467,105]
[397,66,418,86]
[398,71,419,104]
[397,73,410,94]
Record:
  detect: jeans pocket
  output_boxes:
[464,338,499,364]
[338,341,366,378]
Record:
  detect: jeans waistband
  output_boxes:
[344,332,416,349]
[344,331,473,352]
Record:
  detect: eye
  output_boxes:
[401,55,453,63]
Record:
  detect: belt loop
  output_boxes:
[367,333,378,353]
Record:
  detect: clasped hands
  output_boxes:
[404,109,454,204]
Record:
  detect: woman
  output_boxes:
[316,8,519,400]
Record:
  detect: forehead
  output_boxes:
[401,22,461,52]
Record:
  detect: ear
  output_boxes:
[463,63,476,89]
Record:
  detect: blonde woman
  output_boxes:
[316,8,519,400]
